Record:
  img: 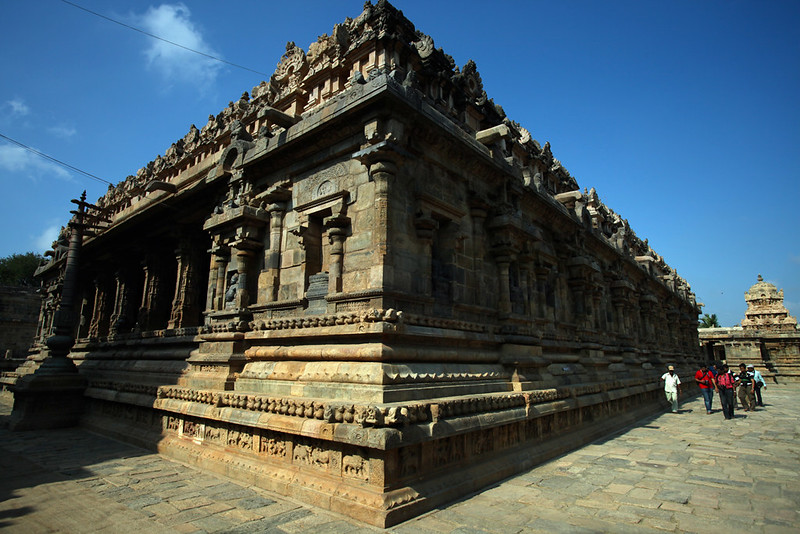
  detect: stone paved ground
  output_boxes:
[1,386,798,533]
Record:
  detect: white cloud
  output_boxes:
[138,4,222,88]
[5,98,30,117]
[48,125,77,139]
[0,143,72,182]
[33,224,61,253]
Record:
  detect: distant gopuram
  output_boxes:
[10,1,701,526]
[700,275,800,382]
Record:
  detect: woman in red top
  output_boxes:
[695,364,716,414]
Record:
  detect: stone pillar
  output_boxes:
[110,266,139,335]
[355,137,404,290]
[326,225,347,294]
[9,192,89,430]
[591,287,602,330]
[568,278,587,329]
[77,291,92,339]
[231,243,256,309]
[469,204,487,307]
[88,274,111,339]
[495,255,513,316]
[534,266,549,320]
[168,240,201,330]
[205,244,229,313]
[136,260,153,332]
[414,211,437,298]
[111,270,126,334]
[519,262,532,317]
[370,159,397,260]
[205,250,218,314]
[263,203,286,302]
[136,254,169,331]
[213,248,229,311]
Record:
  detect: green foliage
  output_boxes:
[0,252,45,286]
[699,313,720,328]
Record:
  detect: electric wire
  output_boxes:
[0,133,113,186]
[60,0,270,78]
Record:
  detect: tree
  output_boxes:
[699,313,720,328]
[0,252,45,287]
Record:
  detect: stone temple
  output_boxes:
[6,1,701,526]
[700,275,800,382]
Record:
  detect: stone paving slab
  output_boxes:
[1,386,799,533]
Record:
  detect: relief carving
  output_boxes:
[343,453,368,480]
[259,435,288,459]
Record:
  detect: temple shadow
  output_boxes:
[0,396,151,529]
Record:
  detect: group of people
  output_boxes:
[660,362,767,419]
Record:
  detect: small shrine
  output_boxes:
[741,274,798,332]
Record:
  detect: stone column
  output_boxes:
[77,291,92,339]
[137,254,169,331]
[414,211,437,297]
[213,248,229,311]
[495,254,513,316]
[263,203,286,302]
[354,137,404,291]
[9,192,89,430]
[326,226,347,294]
[533,266,549,320]
[205,250,218,314]
[591,287,602,330]
[168,240,201,330]
[370,159,397,260]
[110,265,142,335]
[205,244,229,312]
[136,260,153,332]
[519,261,532,317]
[231,243,256,309]
[468,204,488,307]
[110,270,125,334]
[88,274,111,339]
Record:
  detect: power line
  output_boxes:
[0,133,113,186]
[60,0,271,78]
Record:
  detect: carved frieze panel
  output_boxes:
[343,451,369,481]
[227,426,255,452]
[258,430,290,460]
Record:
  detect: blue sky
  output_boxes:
[1,0,798,327]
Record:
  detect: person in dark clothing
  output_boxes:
[715,364,736,420]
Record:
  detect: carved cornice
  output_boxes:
[154,377,651,429]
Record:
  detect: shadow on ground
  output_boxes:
[0,392,151,529]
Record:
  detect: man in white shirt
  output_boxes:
[660,365,682,413]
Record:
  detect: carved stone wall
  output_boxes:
[0,286,40,371]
